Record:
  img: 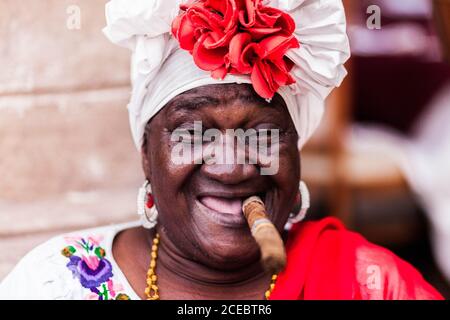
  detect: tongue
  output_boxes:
[200,196,243,215]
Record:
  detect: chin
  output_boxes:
[196,231,261,270]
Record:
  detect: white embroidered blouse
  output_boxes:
[0,221,143,300]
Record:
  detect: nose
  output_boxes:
[201,162,260,185]
[201,132,260,184]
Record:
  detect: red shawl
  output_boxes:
[270,217,443,300]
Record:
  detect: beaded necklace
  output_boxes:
[145,233,277,300]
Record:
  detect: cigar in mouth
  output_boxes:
[242,196,286,274]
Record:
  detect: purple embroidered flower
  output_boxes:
[67,255,113,289]
[61,235,130,300]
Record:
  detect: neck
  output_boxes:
[152,228,271,299]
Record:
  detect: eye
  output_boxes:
[256,129,272,144]
[233,128,278,148]
[174,127,203,145]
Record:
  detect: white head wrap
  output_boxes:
[103,0,350,151]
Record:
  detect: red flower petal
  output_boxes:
[204,0,239,31]
[205,0,227,13]
[239,0,257,28]
[259,7,296,35]
[180,3,190,12]
[259,35,299,60]
[188,5,223,30]
[268,59,293,87]
[243,27,282,40]
[256,7,281,28]
[274,11,296,35]
[203,26,237,49]
[228,33,253,73]
[251,60,276,99]
[241,42,265,75]
[211,65,229,80]
[193,34,228,71]
[175,14,197,51]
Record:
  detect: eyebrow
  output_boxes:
[167,95,222,113]
[166,89,287,114]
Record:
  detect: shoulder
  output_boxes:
[352,234,443,300]
[290,217,443,300]
[312,218,442,300]
[0,222,139,300]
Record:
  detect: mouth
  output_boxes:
[195,192,267,228]
[199,196,243,215]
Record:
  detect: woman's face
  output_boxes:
[142,84,300,270]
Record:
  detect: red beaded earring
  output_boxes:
[137,180,158,229]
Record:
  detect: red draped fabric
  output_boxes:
[270,217,443,300]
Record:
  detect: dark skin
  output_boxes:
[113,84,301,300]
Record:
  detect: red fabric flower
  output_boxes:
[172,0,300,99]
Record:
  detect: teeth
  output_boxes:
[199,196,243,215]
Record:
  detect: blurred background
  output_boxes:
[0,0,449,298]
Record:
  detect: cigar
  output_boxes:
[242,196,286,274]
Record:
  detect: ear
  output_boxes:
[141,136,152,181]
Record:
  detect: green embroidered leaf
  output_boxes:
[95,247,106,259]
[61,246,76,257]
[101,283,109,300]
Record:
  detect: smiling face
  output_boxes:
[142,84,300,271]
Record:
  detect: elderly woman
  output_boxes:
[0,0,443,300]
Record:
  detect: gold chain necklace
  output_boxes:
[145,233,278,300]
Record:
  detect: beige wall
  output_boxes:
[0,0,141,279]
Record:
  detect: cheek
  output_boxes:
[270,147,300,226]
[148,134,195,220]
[150,131,193,185]
[276,147,300,186]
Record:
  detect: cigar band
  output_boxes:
[251,218,273,234]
